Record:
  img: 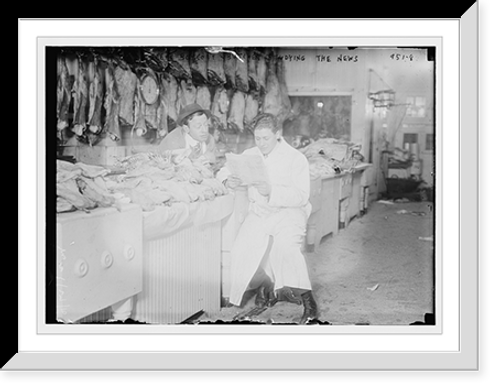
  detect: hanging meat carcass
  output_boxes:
[223,52,237,90]
[148,47,170,71]
[247,49,259,92]
[207,51,226,86]
[164,73,179,121]
[158,73,179,137]
[244,91,260,129]
[71,57,89,137]
[290,96,302,117]
[211,86,230,130]
[235,48,249,92]
[262,54,281,118]
[195,85,212,111]
[167,48,192,80]
[263,53,291,125]
[133,91,147,137]
[143,71,160,131]
[177,79,197,111]
[144,98,159,131]
[102,62,121,142]
[56,55,72,135]
[227,90,246,132]
[276,58,292,123]
[189,48,209,86]
[114,65,137,126]
[87,60,105,134]
[256,50,267,94]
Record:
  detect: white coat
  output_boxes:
[224,139,313,306]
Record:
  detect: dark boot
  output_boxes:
[275,286,303,306]
[267,288,278,307]
[299,290,318,324]
[254,276,275,308]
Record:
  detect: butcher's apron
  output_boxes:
[229,205,312,306]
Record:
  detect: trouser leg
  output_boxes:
[247,236,274,290]
[264,221,317,319]
[249,239,277,308]
[228,215,269,306]
[269,226,312,292]
[247,266,268,290]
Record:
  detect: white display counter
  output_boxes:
[56,194,234,324]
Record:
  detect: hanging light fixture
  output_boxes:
[369,89,396,108]
[368,68,396,108]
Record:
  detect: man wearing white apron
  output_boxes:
[221,113,318,324]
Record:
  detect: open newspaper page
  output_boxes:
[225,152,269,185]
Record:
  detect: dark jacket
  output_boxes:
[158,127,217,163]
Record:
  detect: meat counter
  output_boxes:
[56,204,143,323]
[133,193,234,324]
[305,163,372,252]
[56,194,234,324]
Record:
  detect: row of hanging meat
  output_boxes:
[56,47,292,145]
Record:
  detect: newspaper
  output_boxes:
[225,152,269,185]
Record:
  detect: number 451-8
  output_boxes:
[390,53,414,61]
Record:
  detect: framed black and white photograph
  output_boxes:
[11,11,481,376]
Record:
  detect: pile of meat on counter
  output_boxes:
[299,138,365,179]
[56,150,227,213]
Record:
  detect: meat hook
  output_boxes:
[205,46,245,63]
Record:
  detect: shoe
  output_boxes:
[255,285,268,308]
[299,290,318,324]
[276,287,302,305]
[267,289,278,307]
[254,277,275,308]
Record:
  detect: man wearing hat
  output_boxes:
[158,103,217,163]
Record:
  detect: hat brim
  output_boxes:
[177,108,212,126]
